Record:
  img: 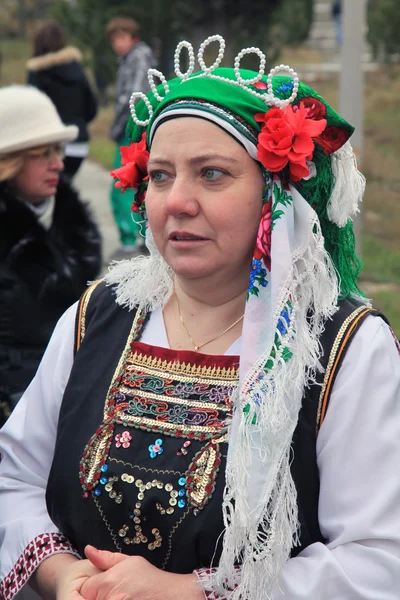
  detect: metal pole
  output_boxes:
[339,0,367,255]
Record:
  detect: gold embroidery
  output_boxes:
[115,412,226,436]
[128,350,239,380]
[119,386,232,412]
[93,495,123,552]
[316,306,373,435]
[186,442,221,509]
[76,278,103,350]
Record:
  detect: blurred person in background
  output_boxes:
[107,16,154,259]
[27,20,98,182]
[0,85,102,426]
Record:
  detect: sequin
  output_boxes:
[169,498,177,506]
[152,479,158,486]
[100,476,108,485]
[121,474,128,482]
[152,528,160,535]
[178,477,186,486]
[165,483,173,492]
[145,482,152,490]
[149,439,164,458]
[109,490,117,499]
[124,537,131,544]
[100,464,108,473]
[138,492,144,500]
[178,488,185,497]
[183,440,191,448]
[119,528,127,537]
[135,479,143,487]
[170,490,178,498]
[166,507,174,515]
[127,475,134,483]
[156,481,164,489]
[94,488,102,497]
[178,499,186,508]
[115,495,123,504]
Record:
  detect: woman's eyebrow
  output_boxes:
[148,154,240,167]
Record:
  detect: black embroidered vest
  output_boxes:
[46,281,385,572]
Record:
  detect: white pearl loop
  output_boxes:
[129,92,153,127]
[234,47,266,85]
[148,69,170,102]
[267,64,299,108]
[174,41,195,81]
[197,34,226,75]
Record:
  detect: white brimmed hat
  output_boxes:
[0,85,78,155]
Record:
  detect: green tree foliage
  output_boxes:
[368,0,400,61]
[53,0,314,85]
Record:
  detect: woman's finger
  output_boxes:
[84,545,129,571]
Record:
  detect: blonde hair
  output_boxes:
[0,145,59,182]
[0,152,24,182]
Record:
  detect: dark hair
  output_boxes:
[106,17,140,40]
[33,21,66,57]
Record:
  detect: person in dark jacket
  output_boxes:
[0,85,102,426]
[27,21,98,181]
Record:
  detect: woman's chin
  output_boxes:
[167,256,218,281]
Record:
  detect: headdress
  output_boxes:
[107,35,367,600]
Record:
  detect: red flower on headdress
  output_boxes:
[295,97,326,121]
[110,132,149,193]
[315,126,349,155]
[255,102,327,181]
[254,198,272,271]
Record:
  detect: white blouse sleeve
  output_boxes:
[196,315,400,599]
[272,315,400,599]
[0,302,80,600]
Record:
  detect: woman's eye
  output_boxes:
[150,171,168,183]
[203,168,225,181]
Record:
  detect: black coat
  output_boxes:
[27,46,98,143]
[0,180,102,424]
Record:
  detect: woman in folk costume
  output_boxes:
[0,35,399,600]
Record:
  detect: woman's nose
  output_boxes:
[165,177,199,217]
[49,155,64,171]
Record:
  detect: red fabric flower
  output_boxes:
[255,102,327,181]
[254,198,272,271]
[315,126,349,155]
[110,132,149,193]
[294,97,326,120]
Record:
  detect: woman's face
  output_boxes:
[9,145,64,204]
[146,117,264,285]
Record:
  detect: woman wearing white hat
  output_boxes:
[0,85,102,425]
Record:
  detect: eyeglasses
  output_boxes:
[27,145,65,162]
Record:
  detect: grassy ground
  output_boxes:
[2,39,400,332]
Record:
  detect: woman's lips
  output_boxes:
[168,231,209,248]
[45,179,59,186]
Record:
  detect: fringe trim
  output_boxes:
[104,227,173,311]
[328,141,366,228]
[204,211,339,600]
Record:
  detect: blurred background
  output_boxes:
[1,0,399,332]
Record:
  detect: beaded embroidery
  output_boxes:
[78,309,239,564]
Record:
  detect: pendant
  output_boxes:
[194,345,199,352]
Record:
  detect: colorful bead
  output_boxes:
[178,499,186,508]
[178,477,186,486]
[178,488,185,497]
[94,488,102,497]
[100,476,108,485]
[100,464,108,473]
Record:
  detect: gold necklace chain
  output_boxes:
[175,293,244,352]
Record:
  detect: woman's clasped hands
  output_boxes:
[57,545,204,600]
